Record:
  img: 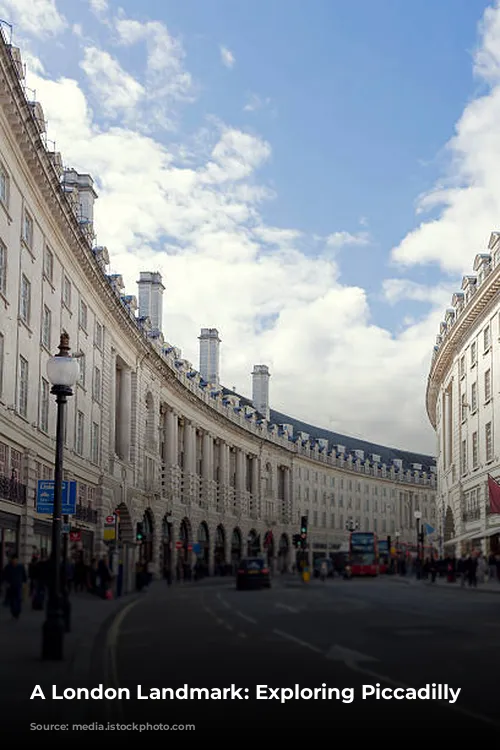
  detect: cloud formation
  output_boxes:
[220,45,235,68]
[13,0,499,455]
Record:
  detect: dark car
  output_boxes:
[236,557,271,590]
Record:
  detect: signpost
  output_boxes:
[104,514,116,542]
[69,530,81,543]
[36,480,77,515]
[175,541,183,550]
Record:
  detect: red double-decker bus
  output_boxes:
[349,531,378,576]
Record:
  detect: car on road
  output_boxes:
[236,557,271,590]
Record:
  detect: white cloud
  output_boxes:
[89,0,108,15]
[0,0,66,38]
[243,93,271,112]
[326,230,370,249]
[80,47,145,116]
[382,279,453,307]
[220,45,235,68]
[391,1,500,275]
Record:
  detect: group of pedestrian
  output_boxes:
[1,550,114,621]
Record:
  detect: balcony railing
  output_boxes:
[462,507,481,522]
[0,474,27,505]
[74,504,98,524]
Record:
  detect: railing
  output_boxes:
[462,507,481,522]
[74,504,98,524]
[0,474,27,505]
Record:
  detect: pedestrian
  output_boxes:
[2,555,27,619]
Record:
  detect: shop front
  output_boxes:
[0,510,21,567]
[33,519,52,559]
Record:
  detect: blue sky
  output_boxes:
[5,0,500,452]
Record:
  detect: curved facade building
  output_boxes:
[427,233,500,554]
[0,38,436,588]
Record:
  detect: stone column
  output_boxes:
[235,449,245,492]
[118,366,131,461]
[202,432,212,479]
[109,349,116,455]
[166,409,177,467]
[283,467,291,524]
[184,420,195,474]
[252,456,260,504]
[219,441,229,485]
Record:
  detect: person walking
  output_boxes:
[2,555,27,619]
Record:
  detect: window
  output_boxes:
[23,211,33,248]
[0,163,9,205]
[472,431,478,468]
[19,275,31,324]
[79,299,88,331]
[471,381,477,412]
[0,332,3,395]
[485,369,492,402]
[92,366,101,402]
[461,392,467,422]
[40,378,49,432]
[63,276,71,308]
[44,246,54,282]
[486,422,493,462]
[484,326,491,351]
[91,422,100,464]
[461,439,467,474]
[0,239,6,295]
[41,306,51,349]
[460,355,465,378]
[78,354,87,388]
[95,321,103,349]
[18,356,28,417]
[471,341,477,366]
[76,411,84,455]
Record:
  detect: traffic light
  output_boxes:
[300,516,308,535]
[293,533,303,548]
[136,522,144,542]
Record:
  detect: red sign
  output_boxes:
[187,543,193,551]
[175,541,183,550]
[69,531,81,542]
[105,515,115,524]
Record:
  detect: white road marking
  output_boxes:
[273,629,323,653]
[105,597,143,722]
[276,602,300,613]
[236,611,257,624]
[326,644,379,665]
[216,592,232,610]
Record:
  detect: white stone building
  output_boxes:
[0,37,436,590]
[427,232,500,554]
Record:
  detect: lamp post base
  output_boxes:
[42,599,65,660]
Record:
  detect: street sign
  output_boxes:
[192,542,201,555]
[36,480,77,515]
[69,530,81,542]
[62,523,70,535]
[105,515,115,524]
[187,543,193,551]
[175,541,183,550]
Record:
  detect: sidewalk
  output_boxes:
[387,575,500,594]
[0,586,142,730]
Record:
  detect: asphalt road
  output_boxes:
[87,576,500,731]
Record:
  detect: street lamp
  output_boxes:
[414,510,422,578]
[42,333,79,661]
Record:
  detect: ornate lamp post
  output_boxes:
[42,333,79,660]
[414,510,422,578]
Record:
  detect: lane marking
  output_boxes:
[326,644,379,664]
[276,602,300,613]
[216,592,232,610]
[105,597,143,722]
[236,611,257,624]
[273,629,322,653]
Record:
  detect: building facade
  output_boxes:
[0,37,436,589]
[427,232,500,554]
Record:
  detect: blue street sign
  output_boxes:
[36,480,77,515]
[192,542,201,555]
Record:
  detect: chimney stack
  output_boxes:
[199,328,221,385]
[252,365,270,420]
[137,272,165,334]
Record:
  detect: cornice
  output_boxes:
[426,262,500,428]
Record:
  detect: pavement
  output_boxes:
[4,575,500,735]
